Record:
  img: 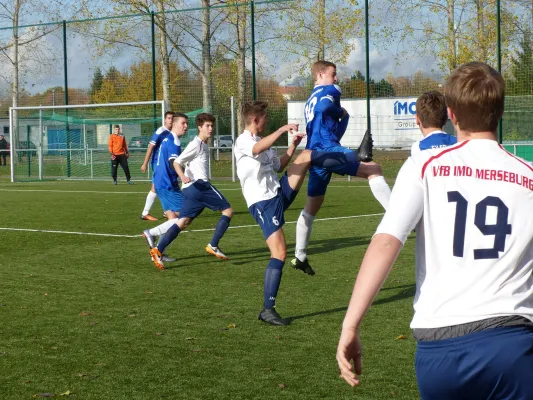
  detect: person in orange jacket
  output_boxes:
[108,125,133,185]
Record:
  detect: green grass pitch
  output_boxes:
[0,152,420,399]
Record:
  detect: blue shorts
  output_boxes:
[308,145,360,197]
[415,326,533,400]
[180,180,231,219]
[156,188,183,212]
[249,174,299,240]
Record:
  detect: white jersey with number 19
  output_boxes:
[376,139,533,329]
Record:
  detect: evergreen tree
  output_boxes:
[509,31,533,95]
[89,67,104,102]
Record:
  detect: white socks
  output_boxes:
[142,191,157,216]
[369,175,391,210]
[295,210,315,262]
[149,218,179,237]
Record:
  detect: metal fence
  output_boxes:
[2,0,533,181]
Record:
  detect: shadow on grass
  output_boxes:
[286,284,416,322]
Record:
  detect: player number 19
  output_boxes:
[447,191,512,259]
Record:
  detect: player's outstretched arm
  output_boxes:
[141,143,156,172]
[278,133,305,172]
[337,233,402,387]
[252,123,298,156]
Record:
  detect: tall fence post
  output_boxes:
[496,0,503,144]
[365,0,371,133]
[63,20,71,177]
[231,96,236,183]
[151,11,157,132]
[39,108,43,180]
[250,0,257,100]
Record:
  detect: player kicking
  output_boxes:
[139,111,174,221]
[147,113,233,271]
[142,113,188,265]
[234,101,371,326]
[291,60,391,275]
[337,62,533,399]
[411,90,457,156]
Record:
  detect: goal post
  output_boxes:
[8,100,174,182]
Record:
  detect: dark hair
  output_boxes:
[164,111,175,119]
[416,91,448,129]
[311,60,336,81]
[445,62,505,133]
[195,112,215,127]
[242,101,268,125]
[113,124,120,129]
[173,112,188,121]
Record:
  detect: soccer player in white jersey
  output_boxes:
[139,111,174,221]
[292,60,391,276]
[337,62,533,399]
[411,90,457,156]
[147,113,233,270]
[235,101,363,326]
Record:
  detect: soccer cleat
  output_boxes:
[258,307,290,326]
[357,129,373,162]
[113,180,118,185]
[291,258,316,276]
[142,229,155,248]
[205,244,229,260]
[127,180,135,185]
[140,214,158,221]
[149,248,165,270]
[161,254,177,263]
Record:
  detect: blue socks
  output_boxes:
[156,223,181,253]
[264,258,285,309]
[210,215,231,248]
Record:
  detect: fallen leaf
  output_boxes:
[24,380,32,384]
[59,390,72,397]
[128,314,137,318]
[278,384,286,389]
[154,332,163,336]
[396,335,407,340]
[144,291,153,294]
[76,373,88,377]
[79,312,94,317]
[227,323,237,329]
[185,337,195,341]
[33,394,55,398]
[44,293,48,297]
[275,336,281,340]
[89,322,97,325]
[51,347,58,350]
[95,363,106,366]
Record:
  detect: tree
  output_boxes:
[89,67,104,101]
[508,30,533,95]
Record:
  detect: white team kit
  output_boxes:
[376,139,533,329]
[175,136,209,188]
[234,130,281,207]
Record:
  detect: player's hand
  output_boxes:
[292,133,306,147]
[140,163,147,173]
[337,327,362,387]
[111,154,116,160]
[181,176,192,184]
[125,152,130,159]
[281,123,299,134]
[341,108,349,120]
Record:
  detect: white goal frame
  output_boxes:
[8,100,166,182]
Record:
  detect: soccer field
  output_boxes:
[0,157,420,399]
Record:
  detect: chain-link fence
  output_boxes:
[1,0,533,181]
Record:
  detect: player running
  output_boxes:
[146,113,233,270]
[292,60,391,275]
[337,62,533,399]
[139,111,174,221]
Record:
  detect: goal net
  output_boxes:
[8,101,204,182]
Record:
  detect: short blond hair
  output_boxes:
[311,60,336,81]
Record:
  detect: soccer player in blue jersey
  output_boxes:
[140,111,174,221]
[411,91,457,156]
[147,113,233,270]
[292,60,391,275]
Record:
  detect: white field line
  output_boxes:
[0,185,376,194]
[0,212,384,238]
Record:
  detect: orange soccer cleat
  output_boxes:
[140,214,158,221]
[149,248,165,270]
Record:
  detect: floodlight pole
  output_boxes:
[231,96,236,182]
[151,11,158,132]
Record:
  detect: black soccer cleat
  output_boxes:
[290,258,316,276]
[357,129,373,162]
[258,307,290,326]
